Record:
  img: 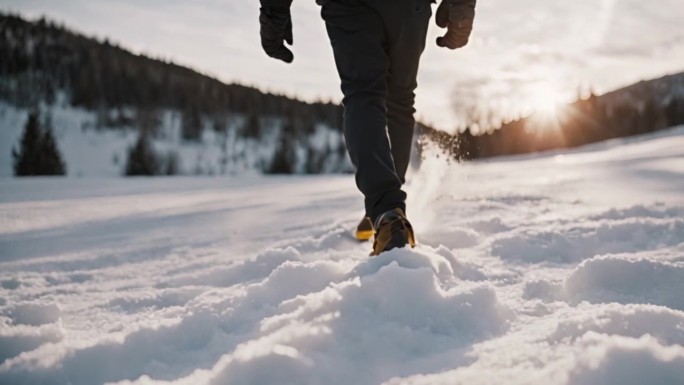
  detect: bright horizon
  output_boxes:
[2,0,684,131]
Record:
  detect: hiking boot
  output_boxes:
[371,208,416,256]
[355,216,374,241]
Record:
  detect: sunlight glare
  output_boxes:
[529,82,563,116]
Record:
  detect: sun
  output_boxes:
[528,82,563,116]
[525,81,568,135]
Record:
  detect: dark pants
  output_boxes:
[321,0,432,223]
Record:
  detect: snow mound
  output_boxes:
[286,227,356,254]
[0,302,64,369]
[170,247,302,288]
[567,333,684,385]
[591,204,684,221]
[0,323,64,366]
[493,208,684,264]
[524,254,684,310]
[2,302,61,326]
[107,288,203,313]
[350,245,486,282]
[565,256,684,310]
[383,303,684,385]
[548,303,684,345]
[195,250,512,385]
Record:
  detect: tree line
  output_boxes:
[0,12,343,136]
[421,75,684,160]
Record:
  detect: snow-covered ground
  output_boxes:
[1,127,684,385]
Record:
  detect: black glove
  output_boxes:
[259,5,294,63]
[435,0,476,50]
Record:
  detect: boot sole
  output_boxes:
[355,230,374,241]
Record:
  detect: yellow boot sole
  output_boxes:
[355,229,374,241]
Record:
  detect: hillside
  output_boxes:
[0,12,350,176]
[0,13,342,123]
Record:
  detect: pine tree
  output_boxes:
[12,112,42,175]
[124,131,159,176]
[39,115,67,174]
[12,111,66,176]
[268,125,296,174]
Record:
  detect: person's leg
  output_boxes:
[375,0,432,183]
[321,0,406,223]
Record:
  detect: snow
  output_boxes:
[1,126,684,384]
[0,101,350,177]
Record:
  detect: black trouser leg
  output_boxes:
[386,5,430,183]
[322,0,431,223]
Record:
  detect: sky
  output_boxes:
[2,0,684,131]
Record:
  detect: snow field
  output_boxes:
[1,127,684,384]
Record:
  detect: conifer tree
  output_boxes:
[12,111,66,176]
[39,115,67,174]
[124,131,159,176]
[268,125,296,174]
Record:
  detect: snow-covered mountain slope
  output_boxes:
[1,126,684,385]
[0,101,351,177]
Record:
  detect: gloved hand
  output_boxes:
[435,0,476,50]
[259,4,294,63]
